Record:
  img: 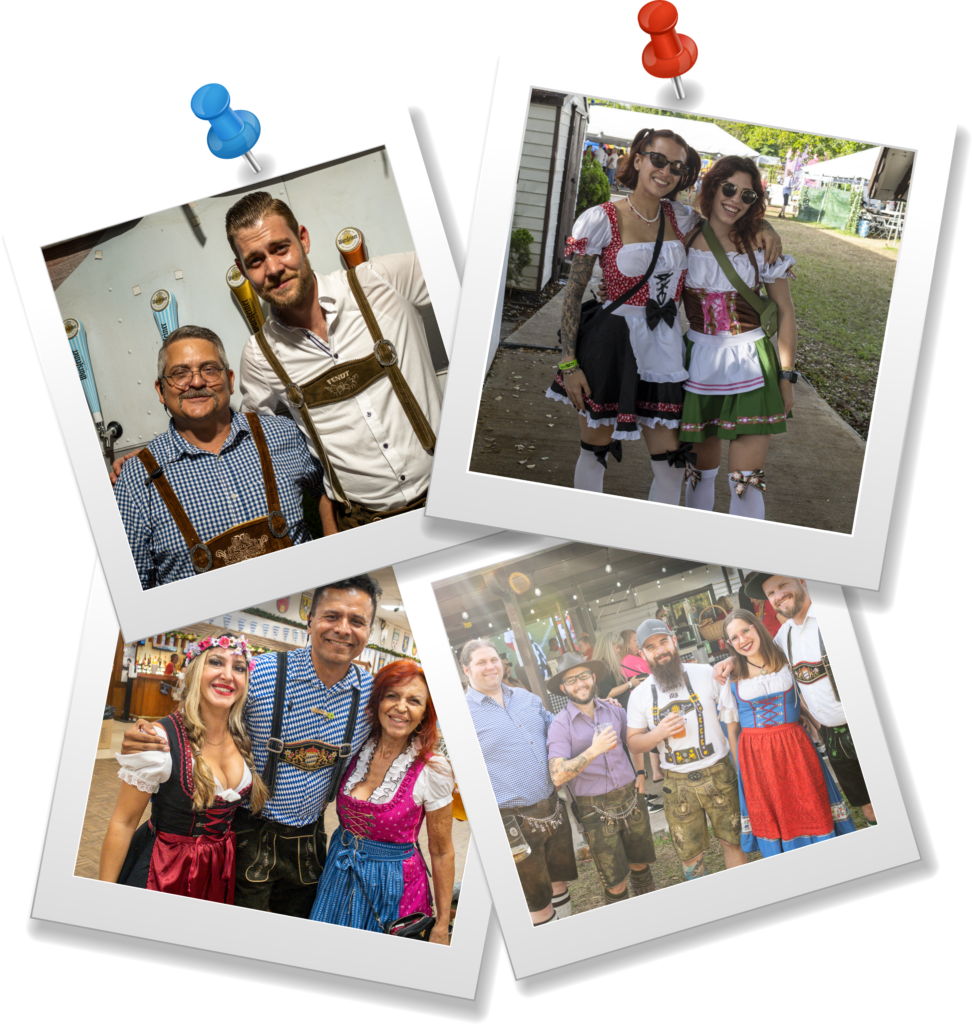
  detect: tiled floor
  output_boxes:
[79,724,471,892]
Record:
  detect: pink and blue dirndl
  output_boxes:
[309,751,431,931]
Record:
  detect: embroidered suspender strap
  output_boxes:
[261,651,290,800]
[323,668,362,809]
[251,327,353,515]
[136,448,211,572]
[346,265,436,454]
[699,219,779,338]
[243,413,289,539]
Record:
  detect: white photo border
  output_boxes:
[6,105,497,641]
[33,567,492,999]
[395,530,919,980]
[425,60,955,591]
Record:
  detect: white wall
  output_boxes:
[51,150,447,458]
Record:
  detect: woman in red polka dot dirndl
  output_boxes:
[548,128,781,504]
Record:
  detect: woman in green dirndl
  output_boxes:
[679,156,798,519]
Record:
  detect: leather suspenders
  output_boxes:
[788,626,841,702]
[262,653,363,807]
[252,265,436,514]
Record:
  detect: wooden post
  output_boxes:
[497,592,550,711]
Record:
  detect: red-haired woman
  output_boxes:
[679,156,797,519]
[548,129,781,503]
[309,660,455,944]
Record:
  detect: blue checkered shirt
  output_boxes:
[465,683,555,809]
[244,648,373,826]
[114,411,324,589]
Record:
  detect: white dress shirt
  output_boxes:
[774,604,846,727]
[238,253,442,511]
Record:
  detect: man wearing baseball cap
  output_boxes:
[722,574,874,826]
[626,620,746,880]
[546,653,657,905]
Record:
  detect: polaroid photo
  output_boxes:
[395,531,918,979]
[6,104,495,641]
[425,60,954,590]
[34,565,490,998]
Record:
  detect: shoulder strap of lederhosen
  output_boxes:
[137,448,209,568]
[251,329,352,515]
[818,628,840,702]
[244,413,288,537]
[262,651,290,800]
[346,265,436,454]
[323,667,362,809]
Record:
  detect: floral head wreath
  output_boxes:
[183,634,256,672]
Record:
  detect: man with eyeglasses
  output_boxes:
[546,653,657,906]
[113,325,326,588]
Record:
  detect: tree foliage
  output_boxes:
[588,100,872,160]
[507,228,535,292]
[575,158,611,217]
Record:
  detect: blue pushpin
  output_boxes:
[191,83,261,173]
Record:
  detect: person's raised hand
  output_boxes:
[590,725,618,757]
[656,714,686,741]
[712,658,733,685]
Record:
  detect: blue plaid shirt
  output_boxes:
[244,648,373,826]
[114,411,324,589]
[465,683,555,809]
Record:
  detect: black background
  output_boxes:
[22,36,946,995]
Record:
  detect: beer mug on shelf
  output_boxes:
[503,815,531,863]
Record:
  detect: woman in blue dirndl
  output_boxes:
[719,610,855,857]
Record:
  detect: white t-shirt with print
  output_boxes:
[627,663,729,772]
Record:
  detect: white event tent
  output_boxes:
[801,147,881,182]
[586,106,759,158]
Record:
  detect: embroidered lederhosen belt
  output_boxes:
[253,265,436,529]
[137,412,292,576]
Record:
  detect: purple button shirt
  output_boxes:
[546,699,635,797]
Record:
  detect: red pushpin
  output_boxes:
[638,2,697,100]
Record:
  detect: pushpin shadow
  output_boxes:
[234,153,277,186]
[660,79,705,107]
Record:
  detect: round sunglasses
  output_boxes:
[639,150,687,176]
[719,181,759,205]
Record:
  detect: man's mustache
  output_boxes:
[180,387,217,400]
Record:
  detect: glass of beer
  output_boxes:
[666,708,687,740]
[503,815,531,863]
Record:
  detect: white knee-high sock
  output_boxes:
[574,446,605,492]
[685,467,718,511]
[728,470,765,519]
[648,456,684,504]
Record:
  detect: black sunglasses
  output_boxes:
[640,150,687,176]
[720,181,759,205]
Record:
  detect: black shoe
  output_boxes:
[645,801,664,812]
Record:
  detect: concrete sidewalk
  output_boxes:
[474,269,864,533]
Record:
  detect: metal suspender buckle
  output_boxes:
[338,742,353,758]
[287,382,306,408]
[267,510,289,539]
[374,339,398,367]
[266,738,285,754]
[190,542,213,573]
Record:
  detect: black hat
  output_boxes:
[742,572,775,601]
[546,651,607,695]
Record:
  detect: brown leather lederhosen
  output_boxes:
[137,412,293,576]
[683,227,765,335]
[252,265,436,531]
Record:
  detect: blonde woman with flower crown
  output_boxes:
[99,633,267,903]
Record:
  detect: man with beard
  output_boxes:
[546,653,657,905]
[461,638,576,925]
[626,620,746,880]
[725,574,875,826]
[227,192,442,532]
[113,326,326,588]
[121,576,379,915]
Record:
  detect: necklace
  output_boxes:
[626,194,661,225]
[204,734,232,746]
[746,658,770,676]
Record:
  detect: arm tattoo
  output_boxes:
[549,754,590,784]
[559,254,596,362]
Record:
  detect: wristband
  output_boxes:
[778,370,798,383]
[558,358,579,371]
[635,769,646,777]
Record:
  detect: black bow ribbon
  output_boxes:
[645,297,678,330]
[583,439,623,469]
[664,442,697,469]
